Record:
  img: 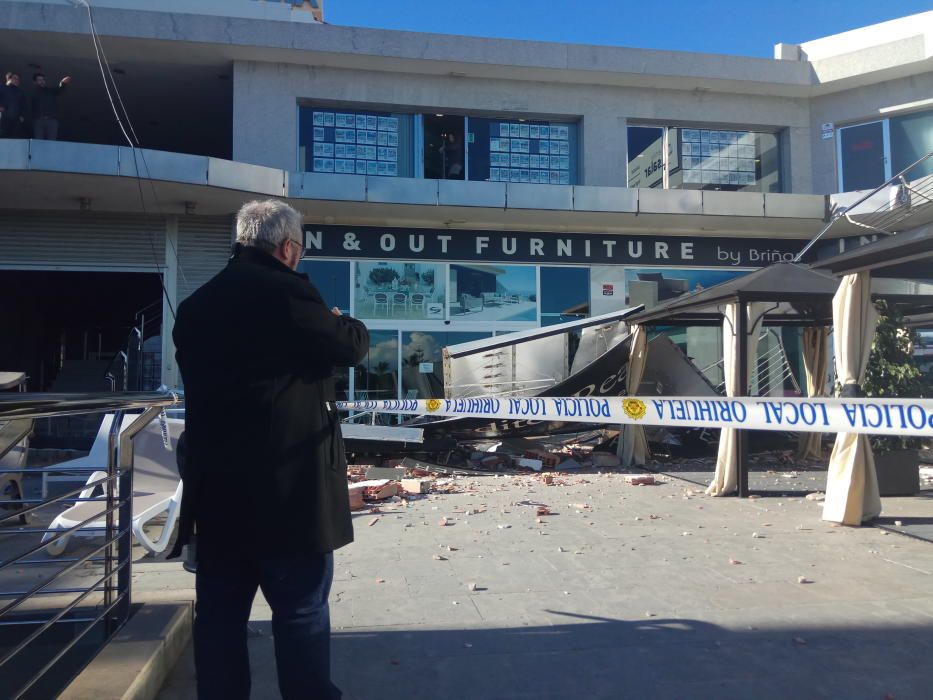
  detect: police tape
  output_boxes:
[334,396,933,437]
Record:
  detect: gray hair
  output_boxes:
[235,199,303,253]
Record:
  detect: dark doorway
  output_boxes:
[423,114,465,180]
[0,270,163,391]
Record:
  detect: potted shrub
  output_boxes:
[369,268,399,287]
[862,300,929,496]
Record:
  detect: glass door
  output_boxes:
[837,120,890,191]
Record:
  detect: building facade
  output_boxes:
[0,0,931,400]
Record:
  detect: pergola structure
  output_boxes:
[809,222,933,524]
[626,263,841,497]
[625,261,933,513]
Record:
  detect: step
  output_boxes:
[59,602,193,700]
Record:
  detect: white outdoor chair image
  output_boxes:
[390,292,408,315]
[409,293,427,315]
[42,414,184,556]
[371,292,389,315]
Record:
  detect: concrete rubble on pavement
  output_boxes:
[152,441,933,700]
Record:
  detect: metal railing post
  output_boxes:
[116,406,161,626]
[103,410,122,636]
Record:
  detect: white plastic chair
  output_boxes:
[42,415,184,556]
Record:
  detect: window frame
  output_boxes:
[626,122,784,193]
[835,118,892,192]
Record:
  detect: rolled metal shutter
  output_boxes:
[0,211,166,270]
[176,216,233,301]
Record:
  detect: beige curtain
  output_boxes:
[797,327,830,460]
[823,272,881,525]
[621,324,649,467]
[707,302,768,496]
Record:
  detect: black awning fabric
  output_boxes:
[811,224,933,279]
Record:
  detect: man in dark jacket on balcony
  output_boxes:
[171,199,369,700]
[31,72,70,140]
[0,73,26,138]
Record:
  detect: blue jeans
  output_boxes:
[194,551,340,699]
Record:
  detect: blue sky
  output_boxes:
[325,1,931,58]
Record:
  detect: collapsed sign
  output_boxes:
[334,396,933,437]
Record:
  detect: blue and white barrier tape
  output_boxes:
[334,396,933,437]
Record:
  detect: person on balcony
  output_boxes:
[171,199,369,700]
[439,131,463,178]
[0,73,26,138]
[31,72,70,141]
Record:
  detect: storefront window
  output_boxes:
[298,106,414,177]
[297,260,350,313]
[449,264,537,322]
[354,330,398,400]
[627,125,783,192]
[401,331,490,399]
[469,118,578,185]
[354,261,446,321]
[624,267,745,310]
[540,267,589,325]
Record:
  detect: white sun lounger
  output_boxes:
[42,415,183,556]
[41,413,136,499]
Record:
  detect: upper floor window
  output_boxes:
[420,114,579,184]
[628,125,783,193]
[298,106,415,177]
[462,117,579,185]
[838,109,933,191]
[299,104,579,184]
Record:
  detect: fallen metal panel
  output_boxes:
[444,306,643,358]
[642,335,718,397]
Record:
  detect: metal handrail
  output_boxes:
[0,390,181,700]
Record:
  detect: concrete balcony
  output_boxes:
[0,140,830,237]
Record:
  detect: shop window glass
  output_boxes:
[540,267,589,325]
[401,331,490,399]
[627,126,666,188]
[839,121,887,191]
[449,264,537,322]
[891,110,933,180]
[671,128,781,193]
[297,260,350,313]
[424,114,465,180]
[354,330,398,401]
[624,267,745,311]
[628,125,783,192]
[468,118,579,185]
[354,261,446,321]
[298,106,413,177]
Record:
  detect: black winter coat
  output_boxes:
[169,245,369,558]
[32,84,66,119]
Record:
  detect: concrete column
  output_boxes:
[161,216,180,389]
[233,61,300,169]
[581,113,628,187]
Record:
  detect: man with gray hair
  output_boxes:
[171,199,369,699]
